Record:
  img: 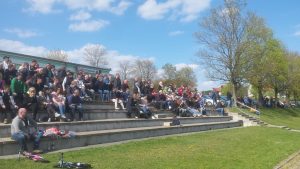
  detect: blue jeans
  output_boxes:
[11,132,42,152]
[57,104,65,116]
[98,90,103,100]
[70,105,83,120]
[216,108,224,116]
[102,90,110,102]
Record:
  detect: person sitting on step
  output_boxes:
[0,87,18,124]
[112,73,125,110]
[37,89,60,122]
[68,89,83,121]
[215,101,225,116]
[52,88,67,119]
[23,87,39,121]
[11,108,43,155]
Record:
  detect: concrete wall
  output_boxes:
[0,120,242,156]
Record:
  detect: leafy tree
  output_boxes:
[162,63,176,80]
[245,16,274,105]
[264,39,288,102]
[175,66,197,88]
[285,51,300,101]
[195,0,265,106]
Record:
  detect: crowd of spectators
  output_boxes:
[0,56,227,124]
[3,55,226,155]
[0,56,97,123]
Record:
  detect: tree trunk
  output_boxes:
[274,87,278,108]
[232,82,238,107]
[258,85,264,107]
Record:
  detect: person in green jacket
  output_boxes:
[10,73,27,107]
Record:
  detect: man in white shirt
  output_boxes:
[2,56,10,70]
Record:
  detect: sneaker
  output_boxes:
[47,118,51,122]
[22,151,31,156]
[32,149,43,154]
[55,112,61,118]
[3,119,8,124]
[61,115,66,119]
[115,107,120,110]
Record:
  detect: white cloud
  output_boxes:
[0,38,219,90]
[110,0,132,15]
[0,39,47,56]
[25,0,131,15]
[0,39,139,73]
[294,30,300,37]
[169,30,184,36]
[174,63,199,70]
[137,0,211,22]
[197,80,219,91]
[63,0,111,11]
[4,28,38,38]
[65,44,140,73]
[24,0,59,14]
[69,19,109,32]
[70,10,91,21]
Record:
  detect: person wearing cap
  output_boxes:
[2,56,10,70]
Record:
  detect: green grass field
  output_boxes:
[231,107,300,129]
[1,127,300,169]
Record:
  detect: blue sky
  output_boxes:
[0,0,300,90]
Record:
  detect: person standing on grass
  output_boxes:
[227,91,232,107]
[11,108,43,155]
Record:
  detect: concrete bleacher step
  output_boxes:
[153,111,174,119]
[84,104,115,110]
[0,120,243,156]
[33,109,128,121]
[0,116,233,138]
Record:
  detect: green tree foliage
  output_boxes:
[286,52,300,101]
[175,67,197,87]
[160,64,197,88]
[264,39,288,101]
[162,63,176,80]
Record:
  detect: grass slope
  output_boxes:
[1,127,300,169]
[231,107,300,129]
